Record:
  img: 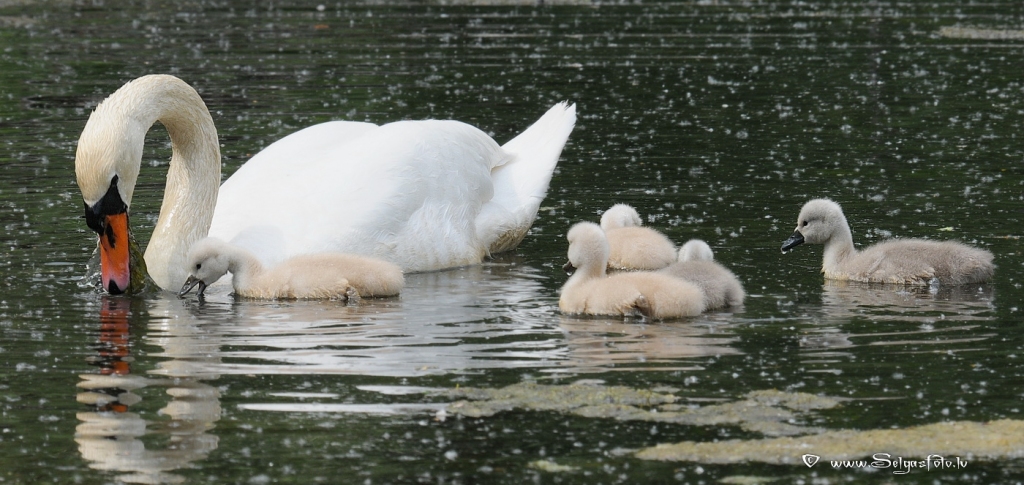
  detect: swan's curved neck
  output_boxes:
[78,75,221,290]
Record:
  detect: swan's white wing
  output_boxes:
[210,119,504,272]
[210,121,379,265]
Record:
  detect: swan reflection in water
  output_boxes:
[800,281,996,371]
[75,258,744,481]
[158,260,564,377]
[155,256,742,378]
[76,297,221,485]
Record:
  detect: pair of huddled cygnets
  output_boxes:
[559,204,747,319]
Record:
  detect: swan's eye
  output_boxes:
[801,220,809,227]
[196,263,202,270]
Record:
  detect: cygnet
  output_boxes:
[178,237,404,299]
[659,239,746,309]
[599,203,677,270]
[781,199,994,286]
[559,222,705,319]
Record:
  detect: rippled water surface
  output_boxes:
[2,1,1024,484]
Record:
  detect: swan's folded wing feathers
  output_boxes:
[851,241,938,284]
[213,120,502,273]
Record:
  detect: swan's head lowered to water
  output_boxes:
[76,75,574,294]
[80,174,133,294]
[75,75,221,294]
[75,80,149,295]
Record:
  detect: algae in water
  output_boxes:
[636,419,1024,464]
[442,382,839,437]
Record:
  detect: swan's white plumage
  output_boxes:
[211,120,503,272]
[75,75,576,291]
[479,103,577,253]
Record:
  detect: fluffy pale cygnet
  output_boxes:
[559,222,704,319]
[678,239,716,262]
[659,239,746,309]
[179,237,404,299]
[599,204,677,270]
[781,199,994,286]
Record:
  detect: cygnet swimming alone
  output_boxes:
[659,239,746,309]
[178,237,404,299]
[559,222,704,319]
[781,199,994,286]
[599,203,677,270]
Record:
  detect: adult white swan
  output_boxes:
[76,74,576,294]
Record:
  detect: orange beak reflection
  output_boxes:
[99,213,130,294]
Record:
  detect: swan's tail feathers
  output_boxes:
[500,101,577,171]
[478,102,577,254]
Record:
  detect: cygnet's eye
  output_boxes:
[196,263,202,270]
[801,220,809,227]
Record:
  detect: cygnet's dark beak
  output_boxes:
[781,231,805,253]
[178,275,207,298]
[562,261,576,276]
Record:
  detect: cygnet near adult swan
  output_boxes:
[75,74,576,294]
[179,237,403,300]
[781,198,994,285]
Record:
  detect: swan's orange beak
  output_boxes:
[85,176,133,294]
[98,213,130,294]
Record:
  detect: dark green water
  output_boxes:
[2,1,1023,483]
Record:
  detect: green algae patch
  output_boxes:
[569,400,806,436]
[529,460,579,473]
[939,26,1024,40]
[444,382,677,418]
[636,419,1024,464]
[442,383,838,437]
[127,227,160,295]
[745,389,840,411]
[719,476,779,485]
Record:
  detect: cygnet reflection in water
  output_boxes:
[798,281,996,356]
[554,315,741,374]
